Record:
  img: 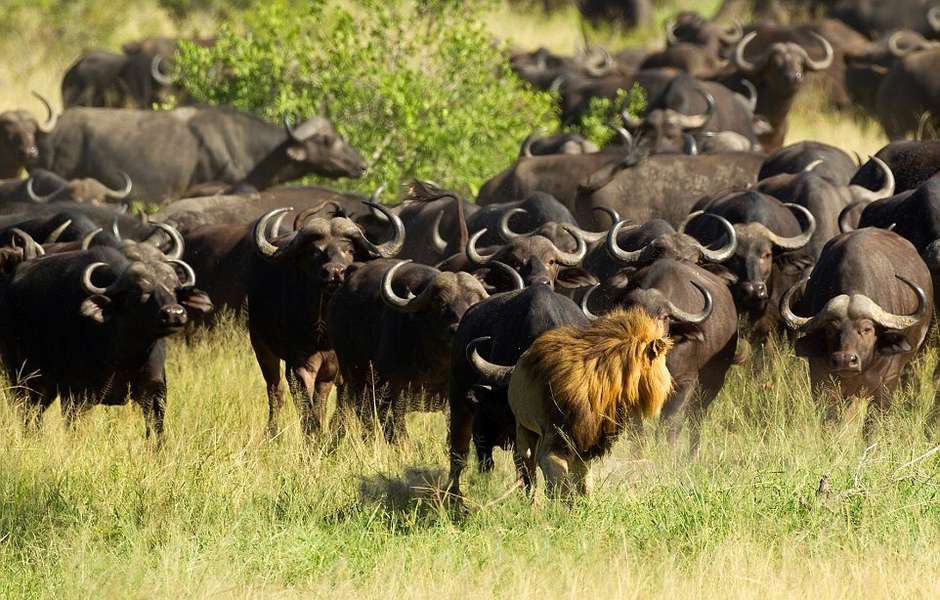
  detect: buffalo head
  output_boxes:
[0,93,57,177]
[605,211,737,268]
[733,31,834,92]
[623,88,715,154]
[253,192,404,289]
[283,115,367,179]
[781,274,928,375]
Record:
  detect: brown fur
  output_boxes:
[509,310,672,457]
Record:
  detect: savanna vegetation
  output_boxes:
[1,1,937,599]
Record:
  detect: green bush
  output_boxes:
[572,84,647,147]
[176,0,557,199]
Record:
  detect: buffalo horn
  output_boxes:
[31,91,58,133]
[381,259,436,313]
[151,55,175,86]
[466,337,515,386]
[45,219,72,244]
[81,227,103,250]
[168,258,197,287]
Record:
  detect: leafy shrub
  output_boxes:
[572,84,647,148]
[176,0,557,199]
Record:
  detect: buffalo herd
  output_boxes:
[3,2,940,499]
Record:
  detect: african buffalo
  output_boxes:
[874,46,940,139]
[327,259,500,441]
[34,107,366,202]
[850,141,940,193]
[0,238,211,440]
[758,141,859,186]
[519,131,599,157]
[685,190,816,341]
[780,228,932,434]
[446,285,588,496]
[246,200,404,438]
[581,258,739,453]
[0,93,57,179]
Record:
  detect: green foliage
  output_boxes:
[572,83,647,147]
[158,0,253,22]
[176,0,556,199]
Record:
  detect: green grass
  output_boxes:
[1,320,940,598]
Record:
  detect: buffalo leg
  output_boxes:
[18,382,55,433]
[288,352,333,439]
[446,402,475,496]
[251,335,283,438]
[662,381,696,448]
[134,378,167,445]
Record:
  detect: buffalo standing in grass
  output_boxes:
[780,228,932,435]
[246,200,404,438]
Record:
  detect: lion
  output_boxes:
[508,307,673,499]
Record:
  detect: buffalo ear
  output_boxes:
[555,267,597,289]
[605,268,635,289]
[80,295,112,323]
[286,144,308,162]
[775,252,814,276]
[699,263,738,286]
[669,323,705,343]
[177,287,214,316]
[878,331,913,356]
[794,332,824,357]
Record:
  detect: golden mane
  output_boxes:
[519,307,673,452]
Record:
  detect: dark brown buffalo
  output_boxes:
[571,152,766,229]
[581,258,739,453]
[391,182,478,265]
[845,30,938,117]
[830,0,940,40]
[509,46,626,91]
[246,201,404,438]
[558,68,677,124]
[0,94,57,179]
[758,156,896,257]
[664,11,743,56]
[729,28,835,150]
[780,228,932,434]
[850,141,940,193]
[0,237,211,440]
[327,259,497,441]
[684,190,816,341]
[446,284,588,495]
[874,46,940,139]
[758,140,859,186]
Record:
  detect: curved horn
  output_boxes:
[733,31,761,73]
[31,91,57,133]
[25,177,56,203]
[580,284,602,320]
[681,211,738,262]
[552,225,588,266]
[804,159,823,172]
[430,210,448,254]
[593,206,621,226]
[739,79,758,113]
[665,280,713,324]
[520,130,542,157]
[779,277,811,330]
[683,134,699,155]
[81,227,103,250]
[838,201,865,233]
[608,124,634,147]
[466,229,498,267]
[928,6,940,32]
[849,156,895,203]
[766,203,816,250]
[498,208,531,241]
[253,207,294,261]
[721,20,744,44]
[888,31,918,57]
[111,217,121,241]
[283,115,300,141]
[665,18,679,45]
[168,258,197,288]
[488,260,524,291]
[802,32,834,71]
[150,55,175,86]
[355,198,405,258]
[82,262,116,296]
[381,260,436,313]
[45,219,72,243]
[103,172,133,199]
[606,219,647,264]
[10,228,44,258]
[293,200,342,230]
[148,222,184,259]
[866,275,929,330]
[674,89,715,130]
[620,110,642,131]
[583,47,613,77]
[466,337,514,386]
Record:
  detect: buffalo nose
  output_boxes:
[160,305,187,327]
[742,281,768,300]
[830,352,861,372]
[320,264,345,283]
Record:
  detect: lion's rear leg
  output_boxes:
[570,456,593,497]
[539,449,570,499]
[514,424,539,498]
